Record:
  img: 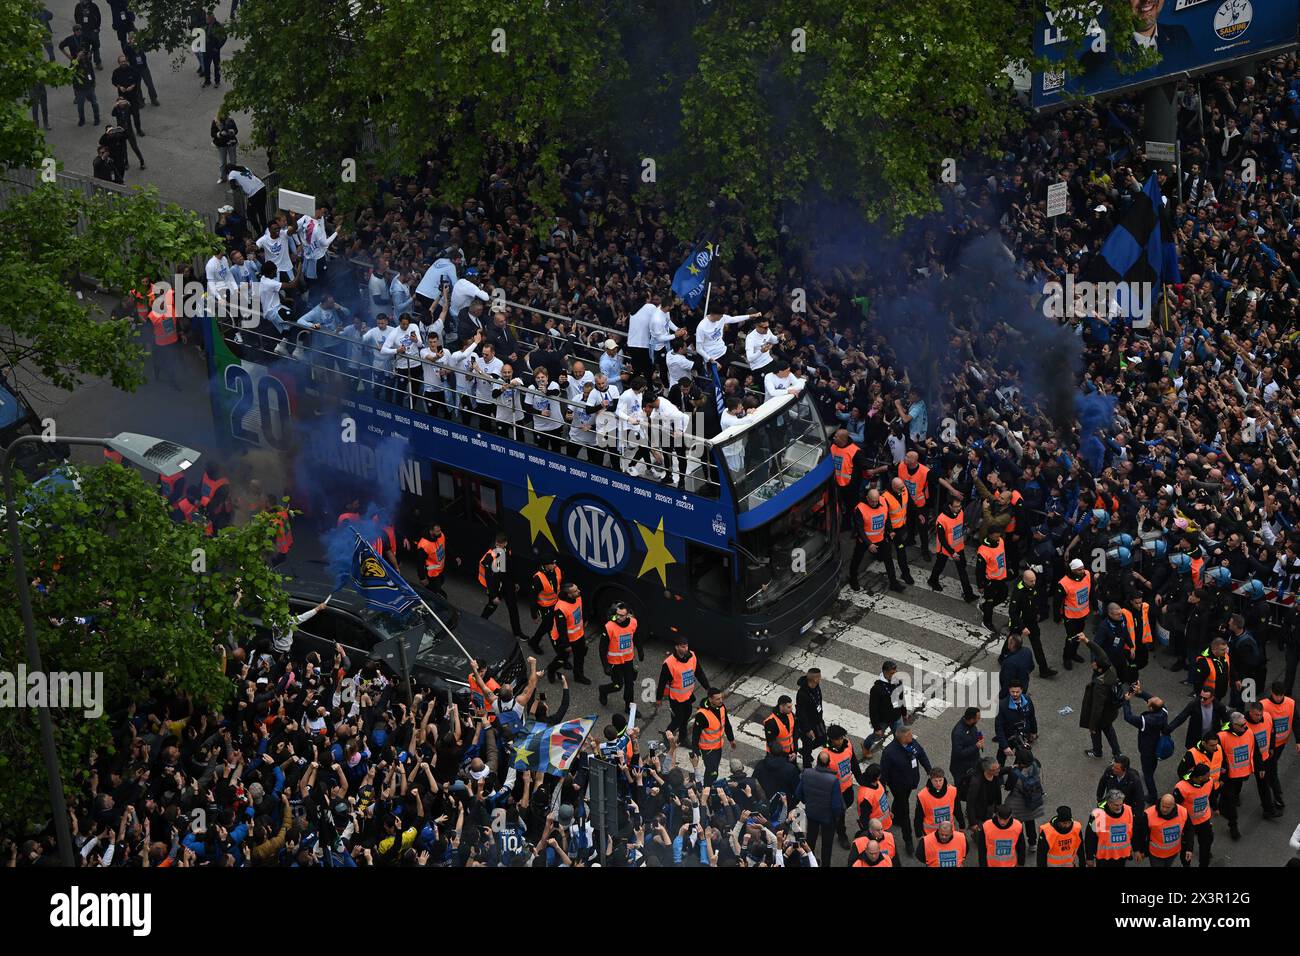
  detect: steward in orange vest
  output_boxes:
[478,533,522,637]
[928,498,976,602]
[527,556,563,652]
[1036,808,1084,867]
[544,582,588,686]
[882,477,915,586]
[1172,765,1215,867]
[1087,794,1134,865]
[849,488,902,592]
[655,638,711,742]
[411,523,458,593]
[977,808,1025,867]
[1056,561,1092,669]
[1135,798,1190,865]
[598,602,643,711]
[917,822,967,867]
[898,452,931,557]
[829,429,860,513]
[691,689,734,786]
[763,697,797,757]
[975,532,1008,631]
[199,463,232,531]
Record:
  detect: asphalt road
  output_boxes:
[22,0,1300,870]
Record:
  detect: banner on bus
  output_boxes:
[1032,1,1299,109]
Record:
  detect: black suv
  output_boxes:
[260,560,525,694]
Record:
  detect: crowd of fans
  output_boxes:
[15,44,1300,866]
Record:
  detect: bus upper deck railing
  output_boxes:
[212,311,728,496]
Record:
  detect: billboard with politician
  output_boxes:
[1033,0,1298,109]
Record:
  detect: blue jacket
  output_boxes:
[998,645,1035,696]
[795,766,844,825]
[880,738,932,792]
[1123,695,1169,757]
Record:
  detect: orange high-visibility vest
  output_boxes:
[696,706,726,750]
[1174,778,1214,826]
[1189,744,1224,790]
[1004,490,1023,533]
[1121,604,1153,647]
[158,471,185,501]
[763,710,795,755]
[1264,696,1295,747]
[978,539,1007,581]
[416,534,446,576]
[899,461,929,506]
[856,501,888,544]
[857,782,893,830]
[534,567,562,607]
[1091,805,1133,860]
[1200,649,1230,693]
[552,598,584,644]
[882,488,908,530]
[1144,804,1188,859]
[822,742,856,793]
[200,474,230,515]
[148,289,178,346]
[921,830,967,868]
[1190,556,1204,589]
[830,442,859,488]
[271,508,292,555]
[1246,713,1273,762]
[982,818,1023,867]
[1038,821,1082,867]
[917,785,958,833]
[850,837,894,867]
[605,616,637,665]
[664,653,698,702]
[1059,572,1091,619]
[936,510,965,556]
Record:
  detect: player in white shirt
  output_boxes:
[696,310,759,367]
[419,337,453,416]
[362,314,392,399]
[565,360,595,401]
[526,367,565,451]
[586,373,621,469]
[255,221,295,281]
[665,339,696,391]
[763,362,805,403]
[744,316,779,372]
[451,271,490,315]
[626,298,659,378]
[382,315,424,410]
[296,207,337,287]
[643,392,690,485]
[615,378,649,473]
[648,304,683,382]
[490,365,526,438]
[468,342,504,431]
[569,380,599,454]
[718,395,752,476]
[390,269,414,318]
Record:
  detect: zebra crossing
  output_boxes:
[722,575,1008,760]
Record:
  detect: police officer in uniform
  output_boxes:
[598,601,643,711]
[1009,568,1056,678]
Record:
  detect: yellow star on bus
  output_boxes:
[635,517,676,586]
[521,477,558,550]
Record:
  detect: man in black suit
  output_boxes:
[1165,685,1228,750]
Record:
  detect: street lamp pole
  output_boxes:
[1,432,199,868]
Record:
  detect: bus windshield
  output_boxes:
[711,391,828,511]
[738,481,835,611]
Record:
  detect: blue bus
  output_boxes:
[202,309,841,662]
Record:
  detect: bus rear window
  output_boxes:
[739,482,834,611]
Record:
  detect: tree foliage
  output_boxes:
[2,0,215,391]
[129,0,1155,248]
[0,464,294,834]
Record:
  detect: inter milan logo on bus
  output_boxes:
[563,499,629,573]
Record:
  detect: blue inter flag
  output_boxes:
[344,528,420,616]
[671,240,715,309]
[1094,173,1180,286]
[511,716,597,775]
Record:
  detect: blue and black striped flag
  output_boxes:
[1085,172,1180,330]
